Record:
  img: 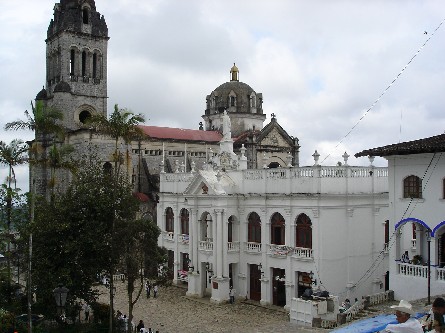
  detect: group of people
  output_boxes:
[381,297,445,332]
[144,281,158,298]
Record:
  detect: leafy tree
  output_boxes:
[87,104,144,332]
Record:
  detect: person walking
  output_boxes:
[153,284,158,298]
[145,281,151,298]
[136,319,145,332]
[83,302,91,322]
[229,287,235,304]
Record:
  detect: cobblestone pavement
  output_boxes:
[98,282,442,333]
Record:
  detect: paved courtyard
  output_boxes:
[98,281,324,333]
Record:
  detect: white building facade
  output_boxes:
[158,136,390,307]
[356,134,445,301]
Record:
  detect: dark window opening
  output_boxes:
[79,110,91,124]
[230,96,236,107]
[403,175,422,198]
[180,209,189,235]
[166,207,174,232]
[228,216,234,243]
[384,220,389,244]
[271,213,285,245]
[70,49,75,76]
[92,53,97,79]
[82,51,87,77]
[296,213,312,248]
[248,212,261,243]
[82,8,89,24]
[268,162,280,168]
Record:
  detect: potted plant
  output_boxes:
[412,255,423,265]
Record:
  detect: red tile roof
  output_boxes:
[133,192,150,202]
[138,125,222,143]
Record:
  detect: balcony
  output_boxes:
[411,239,417,250]
[437,267,445,281]
[162,231,174,242]
[245,242,262,254]
[199,240,213,252]
[397,262,428,278]
[228,241,240,252]
[292,247,313,260]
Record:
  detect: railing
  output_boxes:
[163,231,174,242]
[344,298,365,323]
[199,240,213,251]
[437,268,445,281]
[228,241,240,252]
[245,242,262,253]
[292,247,313,259]
[320,167,346,178]
[321,320,337,329]
[397,262,428,278]
[266,169,287,179]
[411,239,417,250]
[178,234,189,244]
[292,168,313,178]
[368,290,391,306]
[82,76,89,83]
[269,244,293,257]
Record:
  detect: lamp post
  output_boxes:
[426,230,431,305]
[53,285,69,318]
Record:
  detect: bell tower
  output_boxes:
[37,0,109,131]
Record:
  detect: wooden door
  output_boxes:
[250,264,261,301]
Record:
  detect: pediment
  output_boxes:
[184,170,237,195]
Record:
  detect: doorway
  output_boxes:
[272,268,286,307]
[249,264,261,301]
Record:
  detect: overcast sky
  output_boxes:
[1,0,445,192]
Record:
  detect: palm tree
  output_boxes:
[87,104,145,333]
[0,139,28,301]
[46,143,76,202]
[5,100,65,199]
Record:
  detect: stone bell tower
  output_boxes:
[36,0,109,131]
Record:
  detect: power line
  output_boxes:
[320,18,445,164]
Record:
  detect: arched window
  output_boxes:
[248,212,261,243]
[79,110,91,124]
[180,208,189,235]
[82,51,87,77]
[92,53,97,79]
[230,96,236,107]
[70,49,75,76]
[295,213,312,249]
[82,8,89,24]
[403,175,422,198]
[271,213,285,245]
[165,207,174,232]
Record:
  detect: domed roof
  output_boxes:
[213,80,255,97]
[35,87,48,100]
[53,81,71,93]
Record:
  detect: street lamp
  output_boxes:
[53,285,69,316]
[426,229,432,305]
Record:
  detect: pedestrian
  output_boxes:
[153,284,158,298]
[401,250,410,263]
[83,302,91,322]
[136,319,145,332]
[145,280,151,298]
[229,287,235,304]
[380,300,423,332]
[431,297,445,332]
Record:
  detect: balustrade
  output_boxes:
[411,239,417,250]
[178,234,189,244]
[199,240,213,251]
[163,231,174,242]
[397,262,428,278]
[245,242,262,253]
[292,247,313,259]
[269,244,293,257]
[228,241,240,252]
[437,267,445,281]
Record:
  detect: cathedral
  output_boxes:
[31,0,400,321]
[34,0,300,207]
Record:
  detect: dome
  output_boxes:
[213,81,255,98]
[53,81,71,93]
[35,87,48,100]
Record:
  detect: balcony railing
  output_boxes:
[383,243,389,254]
[437,267,445,281]
[411,239,417,250]
[292,247,313,260]
[245,242,262,253]
[199,240,213,252]
[178,234,189,244]
[163,231,174,242]
[228,241,240,252]
[397,262,428,278]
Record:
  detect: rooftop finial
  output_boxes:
[230,63,239,81]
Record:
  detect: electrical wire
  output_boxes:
[320,18,445,165]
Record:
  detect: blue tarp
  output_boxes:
[331,312,426,333]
